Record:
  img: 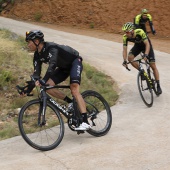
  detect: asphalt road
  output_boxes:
[0,17,170,170]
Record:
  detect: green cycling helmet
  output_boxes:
[141,9,148,14]
[122,22,134,31]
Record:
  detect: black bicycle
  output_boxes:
[16,76,112,151]
[125,56,159,107]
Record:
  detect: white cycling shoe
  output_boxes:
[75,122,91,131]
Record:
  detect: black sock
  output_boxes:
[82,113,88,123]
[63,96,72,103]
[156,80,160,86]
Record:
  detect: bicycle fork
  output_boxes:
[38,90,47,126]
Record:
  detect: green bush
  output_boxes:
[34,12,43,21]
[0,70,14,89]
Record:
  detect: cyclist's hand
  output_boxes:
[152,30,156,35]
[20,91,27,97]
[122,60,127,67]
[35,79,46,86]
[35,80,41,86]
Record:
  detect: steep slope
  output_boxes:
[1,0,170,38]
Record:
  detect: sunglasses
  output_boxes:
[125,30,132,34]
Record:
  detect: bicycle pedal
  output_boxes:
[77,130,85,135]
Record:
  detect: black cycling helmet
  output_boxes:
[25,30,44,42]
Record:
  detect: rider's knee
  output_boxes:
[70,84,79,96]
[128,54,134,61]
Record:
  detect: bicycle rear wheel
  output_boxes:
[81,90,112,137]
[18,99,64,151]
[137,72,153,107]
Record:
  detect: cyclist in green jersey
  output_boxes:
[134,9,156,35]
[122,22,162,95]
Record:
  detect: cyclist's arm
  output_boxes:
[143,39,150,56]
[122,35,128,61]
[32,53,42,77]
[134,15,141,28]
[43,47,58,82]
[147,14,156,34]
[123,46,128,61]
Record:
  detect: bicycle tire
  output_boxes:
[81,90,112,137]
[137,72,153,107]
[18,99,65,151]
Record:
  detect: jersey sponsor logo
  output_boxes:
[77,65,81,77]
[49,98,68,115]
[72,80,79,83]
[48,52,52,58]
[34,61,37,66]
[40,58,45,61]
[43,47,45,52]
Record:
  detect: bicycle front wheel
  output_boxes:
[18,99,64,151]
[137,72,153,107]
[81,90,112,137]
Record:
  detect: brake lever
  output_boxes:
[122,64,131,71]
[16,85,33,96]
[126,66,131,71]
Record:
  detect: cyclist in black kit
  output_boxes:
[24,30,91,131]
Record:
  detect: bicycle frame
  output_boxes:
[138,60,153,89]
[38,85,72,125]
[126,57,154,87]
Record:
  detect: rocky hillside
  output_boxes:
[1,0,170,38]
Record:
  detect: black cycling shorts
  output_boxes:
[50,58,83,85]
[129,39,155,62]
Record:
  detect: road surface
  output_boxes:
[0,17,170,170]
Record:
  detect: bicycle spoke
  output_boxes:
[137,72,153,107]
[82,90,112,136]
[18,100,64,151]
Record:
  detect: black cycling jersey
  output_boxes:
[32,42,82,82]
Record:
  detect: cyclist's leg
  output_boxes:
[147,41,159,79]
[46,68,70,100]
[46,79,66,100]
[70,83,86,113]
[70,58,91,130]
[128,44,141,69]
[148,44,162,94]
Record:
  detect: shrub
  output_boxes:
[34,12,43,21]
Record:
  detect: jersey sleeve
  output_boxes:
[140,29,148,41]
[32,53,42,78]
[147,14,156,34]
[123,34,128,46]
[147,14,152,22]
[134,14,141,28]
[43,47,58,82]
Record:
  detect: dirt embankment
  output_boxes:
[1,0,170,39]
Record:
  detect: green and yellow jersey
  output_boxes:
[134,14,152,25]
[123,29,148,46]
